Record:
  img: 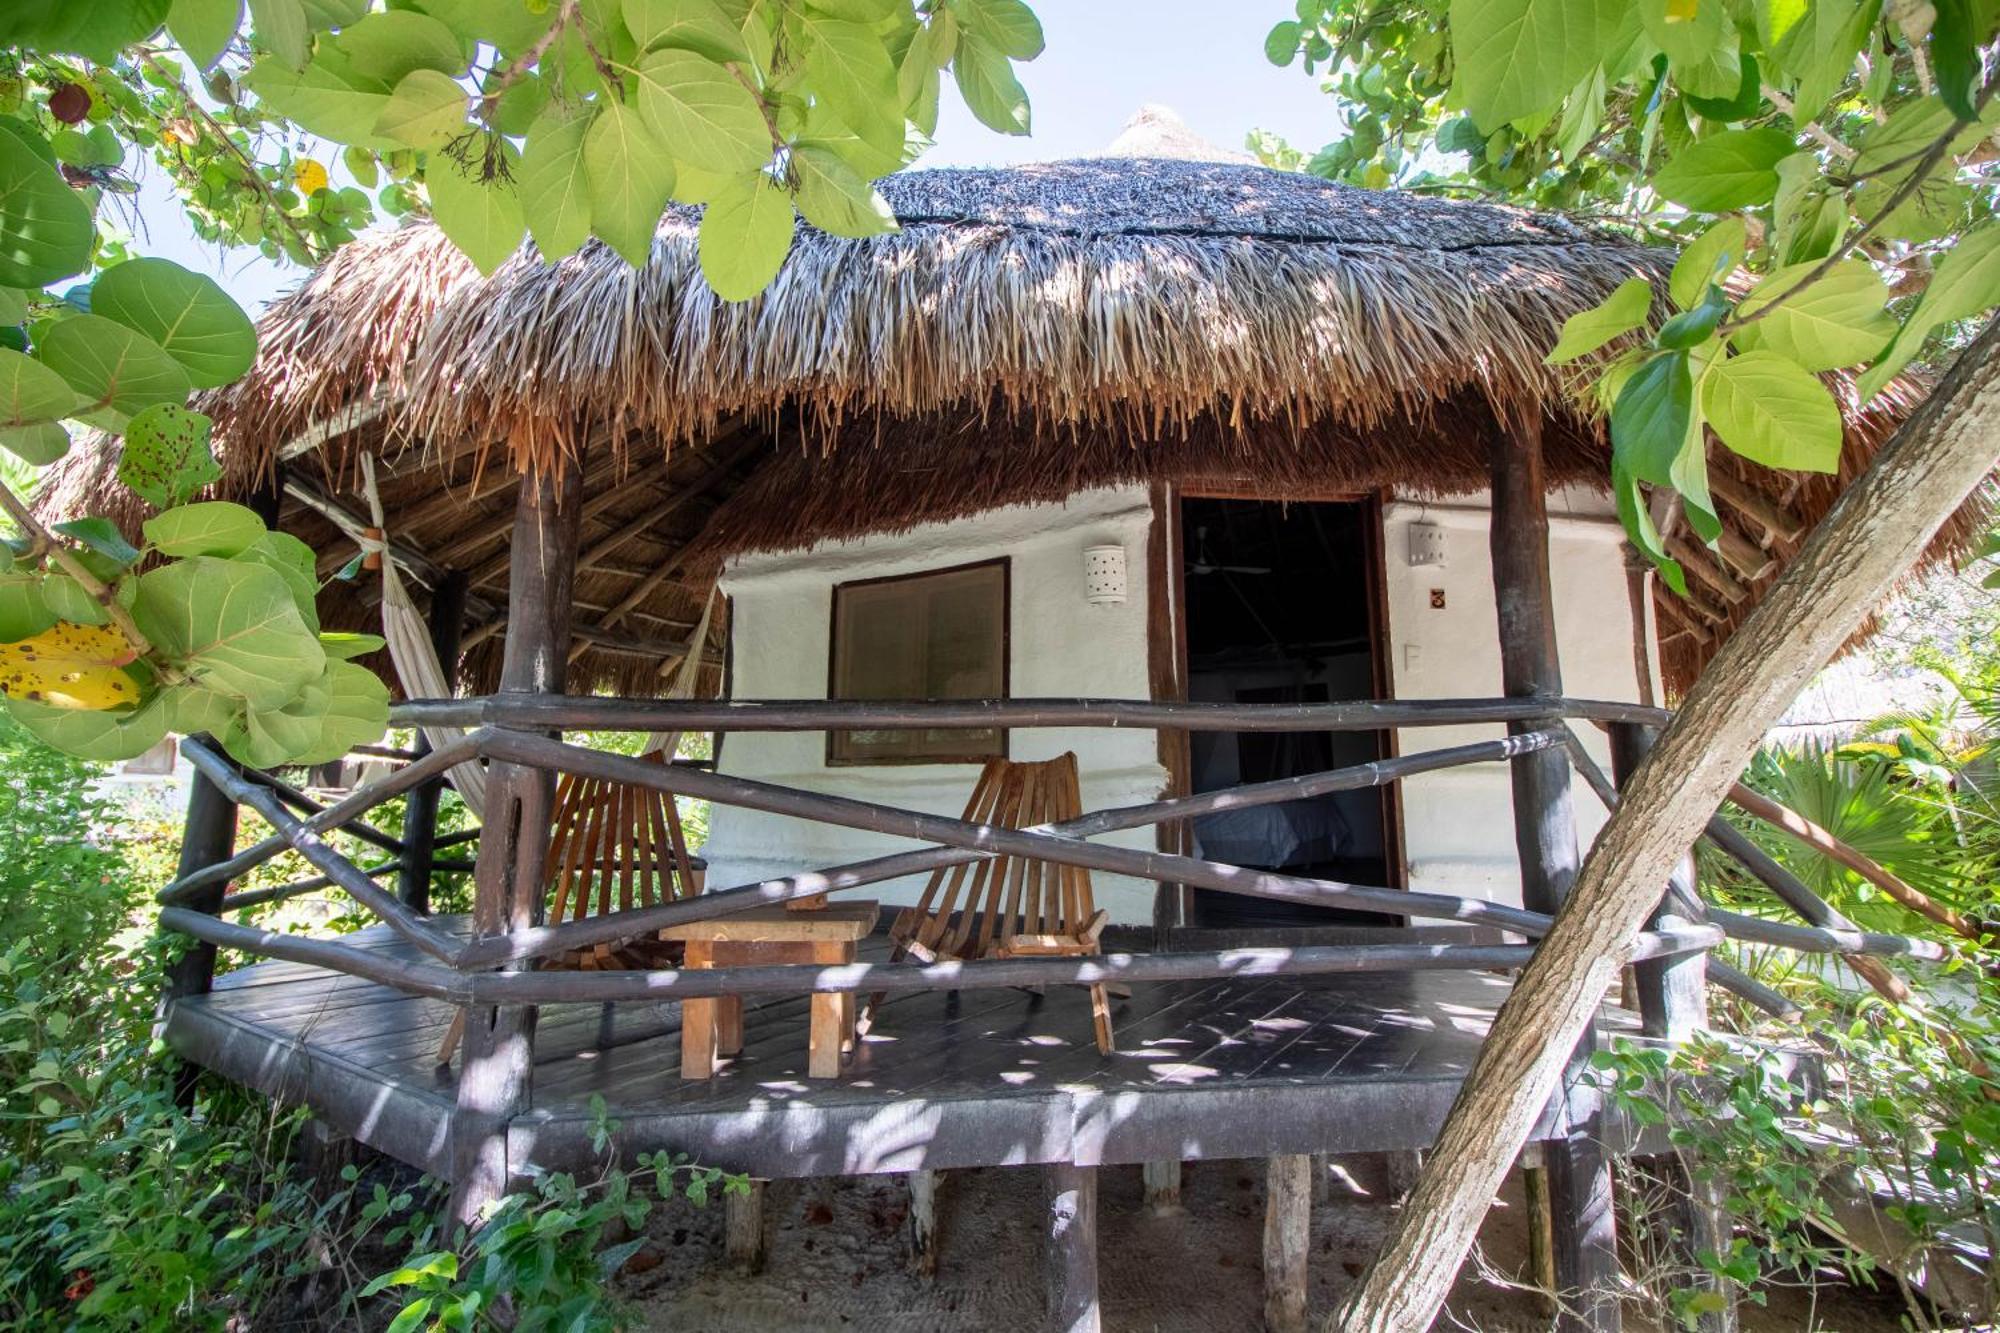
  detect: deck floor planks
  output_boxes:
[167,919,1655,1182]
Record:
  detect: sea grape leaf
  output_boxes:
[90,258,258,388]
[0,346,82,424]
[0,421,70,465]
[53,517,141,570]
[42,572,108,625]
[143,500,268,558]
[235,530,321,630]
[0,123,95,289]
[37,316,194,424]
[161,681,237,736]
[297,659,388,764]
[118,403,223,508]
[319,630,385,659]
[0,620,143,710]
[0,573,57,643]
[242,52,394,144]
[131,556,325,709]
[246,0,309,68]
[8,694,169,762]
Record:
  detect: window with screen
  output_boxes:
[828,560,1008,764]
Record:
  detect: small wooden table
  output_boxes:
[659,902,879,1079]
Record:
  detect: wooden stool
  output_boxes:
[659,902,878,1078]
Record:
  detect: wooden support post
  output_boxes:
[1610,723,1708,1042]
[1310,1153,1332,1206]
[1489,415,1620,1332]
[1382,1150,1423,1203]
[725,1179,766,1274]
[399,570,468,913]
[1143,1159,1183,1214]
[907,1169,940,1277]
[1045,1163,1101,1333]
[1263,1154,1311,1333]
[448,457,585,1227]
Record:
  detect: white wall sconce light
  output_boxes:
[1408,518,1447,568]
[1083,543,1128,604]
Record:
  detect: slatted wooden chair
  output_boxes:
[885,751,1114,1053]
[437,750,704,1065]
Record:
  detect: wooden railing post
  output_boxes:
[1489,414,1620,1332]
[1609,722,1708,1041]
[399,569,469,913]
[449,456,584,1226]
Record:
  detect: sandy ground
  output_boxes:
[615,1155,1910,1331]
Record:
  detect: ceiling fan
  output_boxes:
[1185,525,1271,576]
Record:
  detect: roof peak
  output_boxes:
[1099,104,1255,164]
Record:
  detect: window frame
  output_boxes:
[824,556,1012,767]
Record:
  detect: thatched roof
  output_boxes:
[36,110,1981,696]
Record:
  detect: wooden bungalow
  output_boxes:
[43,113,1980,1331]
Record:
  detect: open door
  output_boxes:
[1180,496,1401,928]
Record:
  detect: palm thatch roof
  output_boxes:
[37,110,1978,696]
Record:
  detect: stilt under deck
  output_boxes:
[164,921,1653,1184]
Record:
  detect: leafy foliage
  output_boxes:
[1260,0,2000,583]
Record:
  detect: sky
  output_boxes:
[135,2,1342,312]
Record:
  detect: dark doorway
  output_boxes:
[1180,497,1398,928]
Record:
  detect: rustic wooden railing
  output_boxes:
[154,695,1953,1027]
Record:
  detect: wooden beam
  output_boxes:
[907,1170,940,1276]
[1665,534,1750,605]
[449,451,585,1227]
[1142,1160,1183,1215]
[162,736,241,1105]
[595,433,765,629]
[725,1180,767,1274]
[1487,415,1620,1333]
[1715,523,1778,582]
[1045,1163,1100,1333]
[1707,468,1807,546]
[399,571,468,913]
[1263,1154,1311,1333]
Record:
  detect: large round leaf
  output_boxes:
[0,123,94,289]
[0,620,144,710]
[8,694,169,762]
[142,499,268,558]
[427,141,527,276]
[0,421,69,465]
[130,556,325,709]
[0,572,58,643]
[37,315,193,424]
[90,258,258,389]
[698,172,795,301]
[167,0,244,70]
[117,403,223,507]
[0,345,81,425]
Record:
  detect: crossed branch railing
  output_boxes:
[154,696,1955,1023]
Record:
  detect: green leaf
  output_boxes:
[959,0,1044,59]
[335,10,468,83]
[1613,460,1685,596]
[623,0,752,62]
[634,50,774,174]
[1655,289,1726,348]
[236,530,320,630]
[952,32,1030,136]
[89,258,258,389]
[167,0,243,69]
[0,573,55,643]
[0,346,81,425]
[9,695,168,762]
[1652,128,1794,210]
[1265,18,1303,64]
[246,0,309,68]
[1772,152,1844,265]
[519,105,595,261]
[1670,219,1746,312]
[791,142,896,237]
[38,316,193,424]
[162,681,236,735]
[1930,0,1979,121]
[132,557,325,709]
[242,52,394,144]
[1545,276,1651,364]
[294,659,388,764]
[584,100,676,267]
[0,421,69,465]
[1771,0,1868,116]
[1641,0,1726,70]
[803,13,905,153]
[55,517,141,569]
[319,629,384,659]
[0,123,95,289]
[42,571,107,624]
[698,172,795,300]
[1731,261,1895,372]
[2,0,171,63]
[1447,0,1623,131]
[143,500,268,557]
[1610,350,1694,486]
[427,141,526,276]
[1701,349,1843,473]
[119,404,222,507]
[1860,223,2000,400]
[374,69,469,150]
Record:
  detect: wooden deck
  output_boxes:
[165,920,1646,1184]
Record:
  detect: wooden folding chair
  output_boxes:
[885,752,1114,1053]
[437,750,704,1064]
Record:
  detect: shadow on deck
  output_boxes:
[164,919,1645,1184]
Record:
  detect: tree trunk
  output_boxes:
[1332,321,2000,1333]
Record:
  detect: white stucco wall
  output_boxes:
[1380,486,1658,908]
[702,481,1657,922]
[704,486,1169,922]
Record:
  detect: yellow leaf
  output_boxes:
[0,621,141,710]
[293,158,329,195]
